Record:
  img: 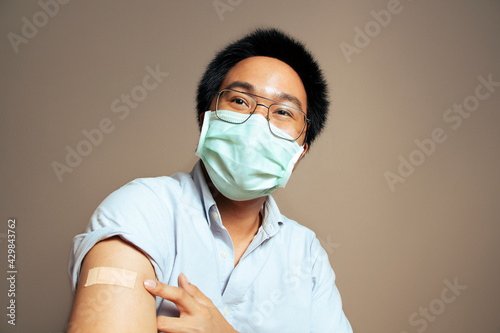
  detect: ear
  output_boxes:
[199,112,205,128]
[299,142,308,160]
[292,142,308,172]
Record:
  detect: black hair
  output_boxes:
[196,28,329,147]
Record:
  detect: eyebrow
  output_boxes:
[223,81,304,111]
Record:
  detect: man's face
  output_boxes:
[208,56,309,148]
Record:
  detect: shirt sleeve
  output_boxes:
[68,178,177,291]
[310,237,353,333]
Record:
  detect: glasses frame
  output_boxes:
[214,88,310,142]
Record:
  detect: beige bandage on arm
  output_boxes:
[84,267,138,289]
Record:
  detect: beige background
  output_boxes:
[1,0,499,332]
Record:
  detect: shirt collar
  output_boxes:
[260,196,283,237]
[190,161,218,226]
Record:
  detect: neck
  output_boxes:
[202,163,266,265]
[215,192,265,235]
[215,191,266,266]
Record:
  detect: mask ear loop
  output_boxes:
[301,121,310,148]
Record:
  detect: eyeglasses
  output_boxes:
[214,88,310,142]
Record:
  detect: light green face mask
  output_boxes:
[195,110,305,201]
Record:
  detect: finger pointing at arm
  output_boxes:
[144,274,238,333]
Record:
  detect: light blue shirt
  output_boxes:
[69,162,352,332]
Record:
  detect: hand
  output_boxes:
[144,273,238,333]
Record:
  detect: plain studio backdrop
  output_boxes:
[1,0,499,332]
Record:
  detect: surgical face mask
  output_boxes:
[195,110,305,201]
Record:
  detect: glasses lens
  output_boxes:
[216,90,256,124]
[268,104,306,141]
[214,89,307,141]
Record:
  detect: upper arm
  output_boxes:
[68,237,157,333]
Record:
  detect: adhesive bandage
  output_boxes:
[84,267,137,289]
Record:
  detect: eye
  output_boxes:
[230,97,249,107]
[221,90,253,111]
[273,107,294,119]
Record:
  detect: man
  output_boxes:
[68,28,352,332]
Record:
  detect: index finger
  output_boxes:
[144,279,198,314]
[178,273,214,307]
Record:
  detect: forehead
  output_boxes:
[219,56,307,112]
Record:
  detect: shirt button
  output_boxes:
[220,250,228,259]
[223,306,229,316]
[212,210,219,220]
